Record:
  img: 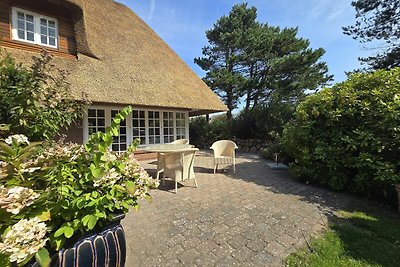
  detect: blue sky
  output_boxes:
[117,0,371,84]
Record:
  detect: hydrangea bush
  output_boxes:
[0,107,158,266]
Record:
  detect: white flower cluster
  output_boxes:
[102,150,118,162]
[38,141,84,164]
[93,168,122,187]
[0,186,40,214]
[123,156,159,197]
[0,217,48,263]
[4,134,30,146]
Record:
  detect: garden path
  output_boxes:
[122,150,353,266]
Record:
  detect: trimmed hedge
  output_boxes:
[283,68,400,202]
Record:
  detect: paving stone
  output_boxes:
[231,246,256,263]
[181,237,201,249]
[166,234,185,247]
[178,248,201,265]
[194,252,219,266]
[216,255,240,267]
[163,244,184,260]
[122,150,354,266]
[245,238,267,253]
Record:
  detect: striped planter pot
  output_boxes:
[30,215,126,267]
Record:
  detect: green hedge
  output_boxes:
[283,68,400,202]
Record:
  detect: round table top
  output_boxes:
[140,144,197,153]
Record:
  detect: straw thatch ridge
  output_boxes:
[4,0,227,115]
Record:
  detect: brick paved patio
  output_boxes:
[122,150,353,266]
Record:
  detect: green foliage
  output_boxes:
[283,68,400,201]
[343,0,400,69]
[233,102,295,140]
[189,115,231,148]
[0,136,41,182]
[0,49,87,141]
[195,3,257,120]
[195,3,332,119]
[286,209,400,267]
[0,107,158,266]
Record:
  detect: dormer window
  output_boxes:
[11,7,58,48]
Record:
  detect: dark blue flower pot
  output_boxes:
[30,215,126,267]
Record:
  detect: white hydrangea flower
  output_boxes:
[4,134,30,146]
[102,151,117,162]
[0,217,48,263]
[0,186,40,214]
[93,168,122,187]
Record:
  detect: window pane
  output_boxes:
[98,119,105,126]
[49,28,55,37]
[88,119,96,126]
[40,18,47,26]
[48,20,55,28]
[49,38,56,46]
[155,136,160,143]
[41,35,47,44]
[26,14,33,22]
[27,32,34,41]
[149,137,154,144]
[26,22,34,32]
[18,20,25,30]
[41,26,47,35]
[112,144,119,151]
[133,120,138,127]
[88,109,96,117]
[120,128,126,134]
[139,111,145,117]
[98,127,105,133]
[97,110,105,117]
[120,144,127,151]
[18,12,24,20]
[17,30,24,39]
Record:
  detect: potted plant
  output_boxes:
[0,107,158,266]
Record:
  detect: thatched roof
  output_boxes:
[4,0,227,116]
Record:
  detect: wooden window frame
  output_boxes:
[11,7,59,49]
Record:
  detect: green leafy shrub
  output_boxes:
[0,49,87,141]
[283,68,400,201]
[233,102,296,141]
[189,115,231,148]
[0,107,158,266]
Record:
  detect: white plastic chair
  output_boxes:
[210,140,238,174]
[159,148,199,193]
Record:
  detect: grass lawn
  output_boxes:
[286,208,400,267]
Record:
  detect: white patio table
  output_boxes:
[140,144,198,181]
